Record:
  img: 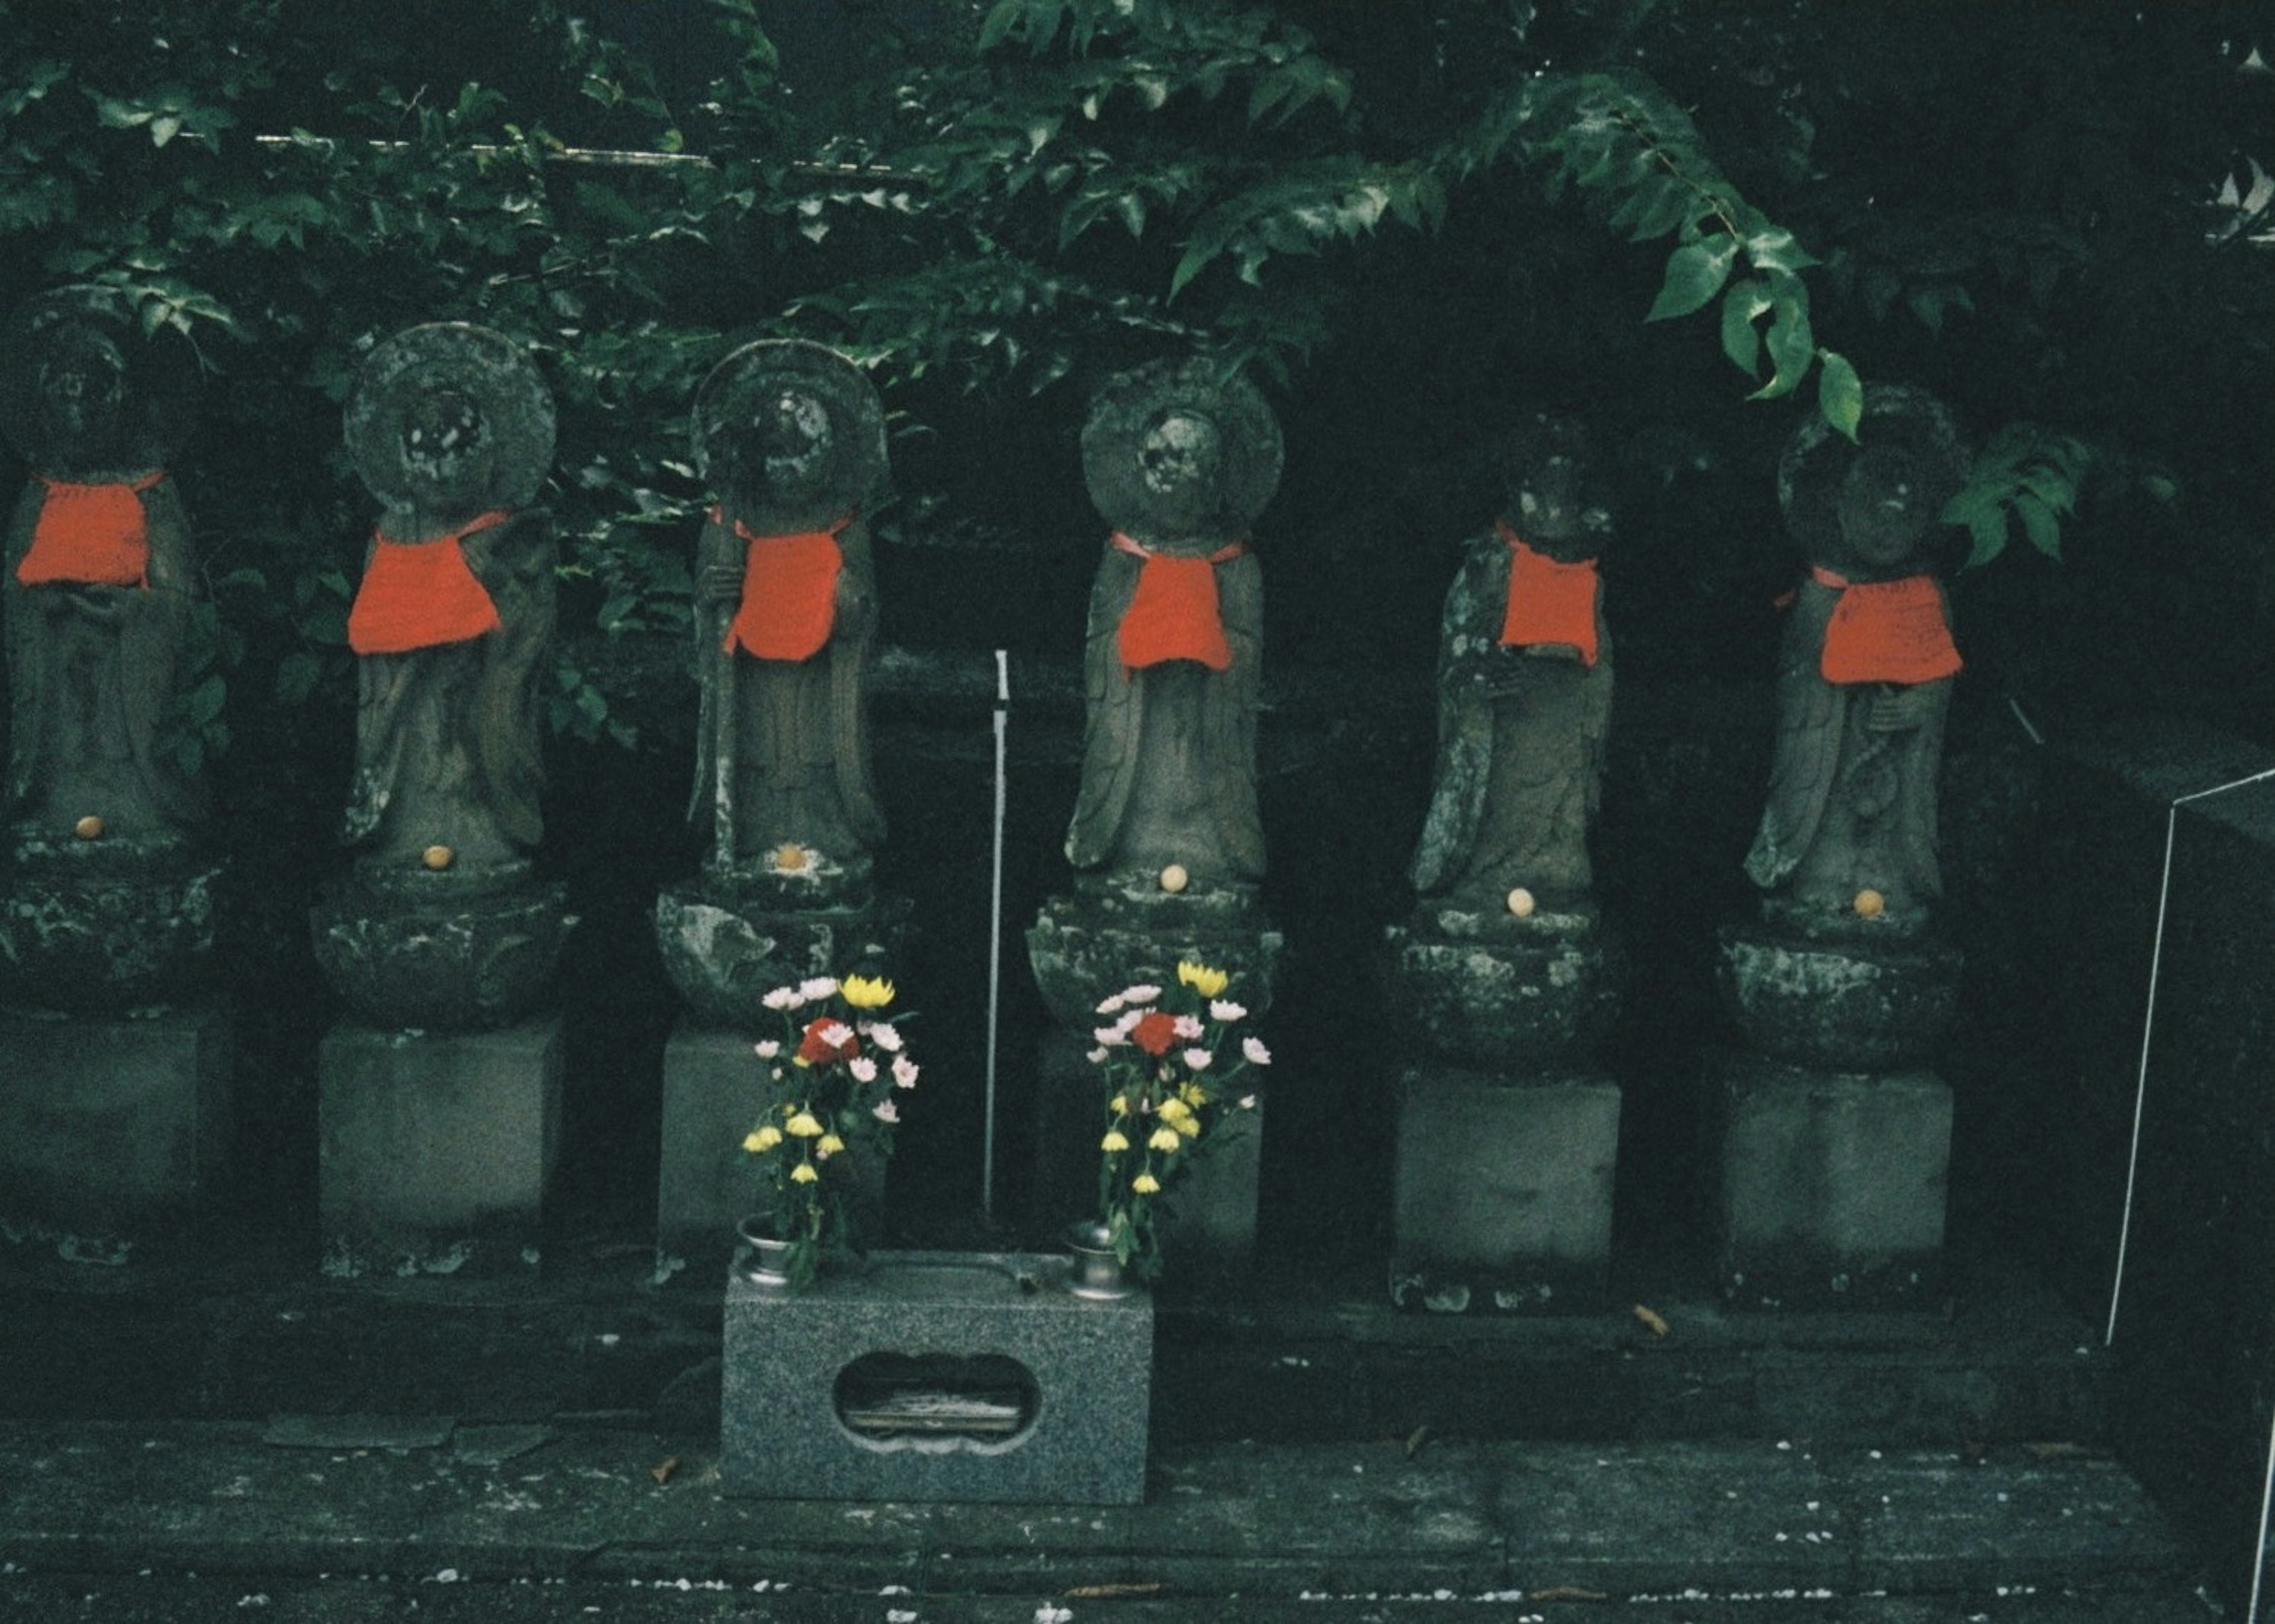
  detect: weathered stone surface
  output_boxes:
[0,1001,228,1241]
[653,879,908,1030]
[311,868,572,1034]
[1384,905,1617,1068]
[1712,1050,1950,1309]
[0,833,219,1014]
[1390,1068,1619,1313]
[1717,918,1961,1071]
[720,1250,1151,1504]
[1025,885,1281,1032]
[318,1017,562,1279]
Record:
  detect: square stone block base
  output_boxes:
[1711,1050,1950,1308]
[318,1017,562,1279]
[1390,1068,1620,1314]
[1033,1027,1260,1286]
[722,1249,1151,1504]
[656,1021,761,1276]
[0,1004,230,1253]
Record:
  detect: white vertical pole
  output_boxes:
[2249,1401,2275,1624]
[982,649,1010,1219]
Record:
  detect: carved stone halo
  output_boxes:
[345,322,556,518]
[1777,383,1966,565]
[0,284,201,479]
[691,339,886,533]
[1082,357,1283,546]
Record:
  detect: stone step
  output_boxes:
[0,1426,2205,1619]
[0,1251,2105,1450]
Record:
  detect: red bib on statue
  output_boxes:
[1813,569,1962,686]
[16,474,164,588]
[347,512,510,655]
[1496,522,1600,667]
[1113,533,1243,672]
[723,514,846,662]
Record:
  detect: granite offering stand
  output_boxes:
[651,341,911,1269]
[313,323,569,1277]
[1387,414,1622,1314]
[721,1249,1152,1504]
[1712,386,1970,1309]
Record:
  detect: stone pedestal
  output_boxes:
[1383,906,1622,1312]
[0,1003,230,1252]
[0,832,222,1015]
[1390,1068,1620,1314]
[318,1017,562,1279]
[722,1248,1151,1504]
[1710,1050,1951,1308]
[1026,879,1280,1286]
[654,879,911,1032]
[655,1022,760,1274]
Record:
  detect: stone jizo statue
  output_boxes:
[1412,412,1612,914]
[1066,358,1281,894]
[0,286,207,848]
[687,339,886,898]
[340,322,557,880]
[1745,385,1967,930]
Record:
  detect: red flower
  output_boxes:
[1130,1011,1178,1056]
[796,1017,860,1067]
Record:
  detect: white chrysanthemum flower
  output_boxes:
[1086,1048,1109,1065]
[797,976,840,1001]
[1093,1026,1127,1048]
[1239,1094,1258,1109]
[871,1099,899,1124]
[1120,984,1162,1004]
[892,1055,919,1088]
[866,1021,902,1053]
[1183,1048,1213,1071]
[848,1056,879,1084]
[1172,1014,1204,1041]
[754,1039,781,1059]
[1095,994,1126,1016]
[816,1021,854,1049]
[762,986,801,1011]
[1210,999,1247,1023]
[1113,1008,1145,1036]
[1242,1035,1272,1066]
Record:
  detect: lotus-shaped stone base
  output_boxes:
[1716,918,1962,1071]
[0,829,220,1014]
[1383,901,1619,1069]
[655,876,910,1032]
[1026,883,1283,1034]
[312,861,573,1033]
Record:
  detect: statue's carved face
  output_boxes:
[37,331,127,451]
[1139,410,1222,499]
[400,388,488,482]
[1513,452,1610,556]
[754,389,832,489]
[1834,448,1934,570]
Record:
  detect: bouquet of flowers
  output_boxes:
[1088,959,1270,1279]
[740,971,919,1288]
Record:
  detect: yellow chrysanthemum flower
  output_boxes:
[816,1133,845,1155]
[1177,960,1229,998]
[1180,1082,1209,1107]
[1101,1130,1130,1153]
[1132,1173,1161,1194]
[1148,1126,1181,1152]
[790,1162,819,1184]
[743,1125,783,1152]
[785,1110,824,1138]
[1108,1094,1129,1116]
[1159,1096,1194,1123]
[841,973,896,1009]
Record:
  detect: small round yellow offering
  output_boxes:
[1853,888,1886,919]
[73,815,104,841]
[1507,887,1537,919]
[421,844,456,872]
[771,843,809,874]
[1159,863,1190,894]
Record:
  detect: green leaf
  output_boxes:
[1963,508,2008,570]
[149,114,182,148]
[1646,238,1738,322]
[2014,491,2062,559]
[1816,348,1863,442]
[1748,290,1815,401]
[1719,277,1770,376]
